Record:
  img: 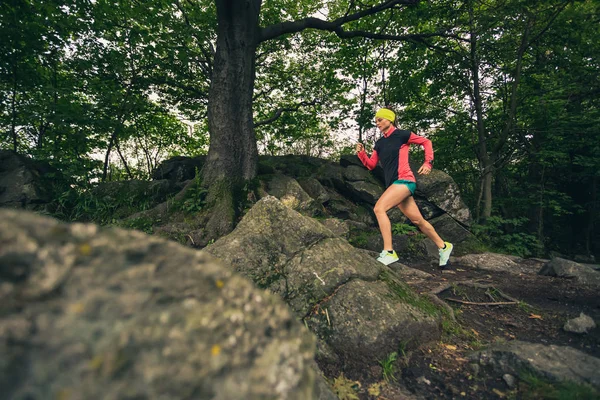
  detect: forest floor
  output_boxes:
[353,260,600,400]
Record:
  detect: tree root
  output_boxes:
[428,280,524,320]
[445,298,518,306]
[423,293,456,323]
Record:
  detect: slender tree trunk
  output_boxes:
[115,138,133,179]
[102,131,117,182]
[468,5,493,221]
[537,165,545,243]
[11,64,18,153]
[202,0,262,238]
[586,176,597,256]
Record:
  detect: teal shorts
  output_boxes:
[393,180,416,195]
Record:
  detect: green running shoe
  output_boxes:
[439,242,453,267]
[377,250,399,265]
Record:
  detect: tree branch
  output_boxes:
[253,100,318,128]
[174,0,214,77]
[259,0,419,42]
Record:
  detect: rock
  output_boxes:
[352,249,433,282]
[502,374,516,388]
[342,165,372,182]
[428,214,476,244]
[455,253,542,275]
[416,376,431,385]
[316,164,347,192]
[539,257,600,288]
[344,180,383,205]
[564,313,597,334]
[0,209,332,400]
[388,207,410,225]
[574,254,596,264]
[151,155,205,181]
[260,155,327,178]
[469,340,600,389]
[390,262,434,282]
[205,196,442,376]
[320,218,350,238]
[263,173,323,216]
[0,150,58,209]
[411,163,472,226]
[339,154,364,168]
[298,177,330,204]
[414,199,445,220]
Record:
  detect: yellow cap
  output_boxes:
[375,108,395,123]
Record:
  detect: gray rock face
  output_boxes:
[320,218,350,238]
[428,214,476,244]
[469,341,600,389]
[264,174,323,216]
[344,180,383,205]
[455,253,544,275]
[564,313,597,334]
[343,165,374,182]
[0,209,331,400]
[0,150,55,209]
[298,178,330,204]
[205,196,442,376]
[539,257,600,288]
[151,155,205,181]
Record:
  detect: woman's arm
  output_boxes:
[356,145,379,170]
[408,132,434,168]
[408,132,433,175]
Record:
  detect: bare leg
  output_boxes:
[374,184,412,250]
[397,196,445,248]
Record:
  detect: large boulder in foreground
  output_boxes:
[0,209,333,400]
[205,196,442,376]
[469,341,600,389]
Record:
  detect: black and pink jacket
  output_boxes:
[357,126,433,188]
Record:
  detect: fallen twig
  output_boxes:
[186,234,195,245]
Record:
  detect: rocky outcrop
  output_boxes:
[263,173,324,216]
[0,209,334,400]
[539,257,600,288]
[0,150,57,209]
[151,155,205,181]
[469,341,600,389]
[205,196,442,376]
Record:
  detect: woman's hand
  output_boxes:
[355,143,365,153]
[418,164,431,175]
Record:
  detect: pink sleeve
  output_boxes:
[357,149,379,170]
[408,132,434,167]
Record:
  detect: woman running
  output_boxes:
[356,107,453,267]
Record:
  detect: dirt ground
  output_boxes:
[346,259,600,400]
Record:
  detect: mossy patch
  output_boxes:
[519,370,599,400]
[378,269,444,318]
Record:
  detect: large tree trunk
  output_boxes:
[202,0,262,238]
